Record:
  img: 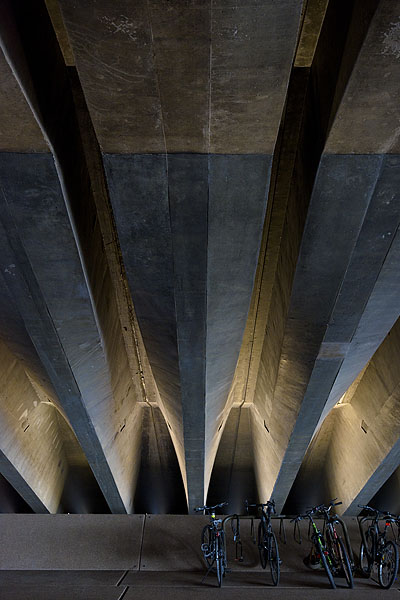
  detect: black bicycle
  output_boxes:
[247,499,280,585]
[318,500,353,588]
[358,504,399,589]
[195,502,228,586]
[292,506,336,588]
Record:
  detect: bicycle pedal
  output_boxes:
[239,557,244,563]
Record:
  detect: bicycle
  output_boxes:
[195,502,228,587]
[292,505,336,588]
[246,499,280,585]
[358,504,399,589]
[318,500,353,588]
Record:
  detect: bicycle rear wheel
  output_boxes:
[201,525,214,568]
[336,537,354,588]
[268,531,280,586]
[378,540,399,589]
[359,528,374,577]
[258,522,267,569]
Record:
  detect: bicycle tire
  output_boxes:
[378,540,399,589]
[269,531,280,586]
[216,535,224,587]
[359,528,374,577]
[201,525,214,568]
[258,522,267,569]
[317,540,336,589]
[336,536,354,588]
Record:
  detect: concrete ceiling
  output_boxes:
[0,0,399,516]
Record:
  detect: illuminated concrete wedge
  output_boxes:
[0,2,143,513]
[286,317,400,516]
[0,339,66,513]
[59,0,303,509]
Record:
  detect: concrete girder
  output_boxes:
[0,1,144,512]
[59,0,304,510]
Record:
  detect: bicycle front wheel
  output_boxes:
[359,528,374,577]
[258,522,267,569]
[201,525,214,568]
[317,542,336,589]
[216,535,225,587]
[378,540,399,589]
[336,537,354,588]
[269,531,280,586]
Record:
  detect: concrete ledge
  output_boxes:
[0,514,372,574]
[0,515,144,570]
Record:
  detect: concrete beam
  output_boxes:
[0,1,144,512]
[242,0,400,511]
[62,0,302,510]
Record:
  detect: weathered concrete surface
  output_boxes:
[59,0,302,153]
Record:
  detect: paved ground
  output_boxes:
[1,570,400,599]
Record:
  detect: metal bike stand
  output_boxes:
[221,513,288,569]
[333,515,355,567]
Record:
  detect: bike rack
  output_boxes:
[221,513,287,568]
[332,516,355,568]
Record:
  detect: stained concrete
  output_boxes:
[59,0,302,153]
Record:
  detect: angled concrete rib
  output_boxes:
[235,0,400,510]
[0,2,143,513]
[288,317,400,515]
[269,0,400,511]
[60,0,303,509]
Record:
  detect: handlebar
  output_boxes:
[245,499,276,514]
[194,502,228,513]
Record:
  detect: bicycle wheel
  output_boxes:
[216,535,224,587]
[268,531,280,586]
[378,540,399,589]
[336,537,354,588]
[359,528,374,577]
[258,522,267,569]
[201,525,214,568]
[317,541,336,589]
